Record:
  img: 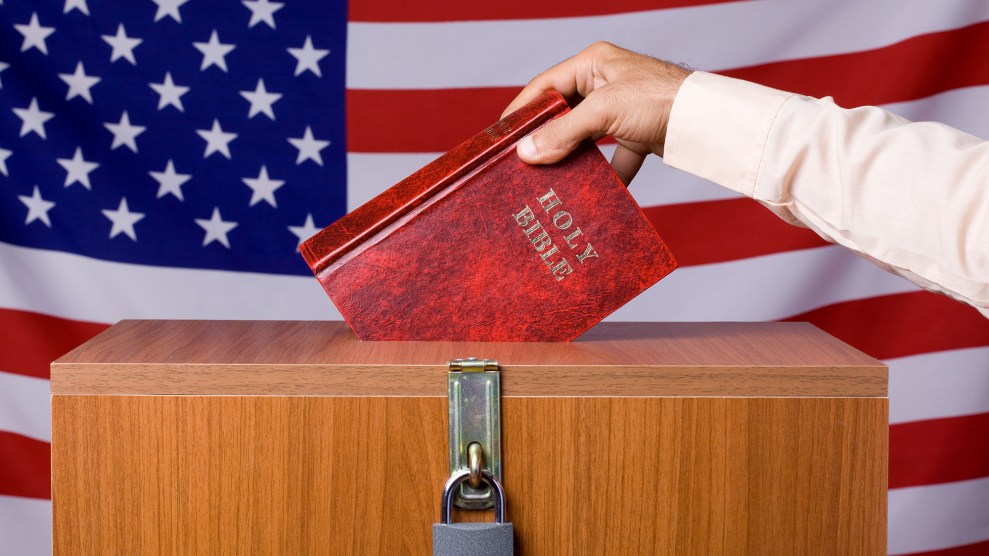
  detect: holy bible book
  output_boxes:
[300,90,677,341]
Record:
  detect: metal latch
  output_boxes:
[448,358,502,510]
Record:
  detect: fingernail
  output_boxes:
[518,135,538,160]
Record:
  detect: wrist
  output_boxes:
[654,65,692,157]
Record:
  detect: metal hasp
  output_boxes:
[448,358,502,510]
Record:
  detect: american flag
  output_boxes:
[2,0,989,554]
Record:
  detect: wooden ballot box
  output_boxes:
[51,321,887,554]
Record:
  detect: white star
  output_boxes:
[152,0,191,22]
[287,36,329,77]
[102,24,142,65]
[58,61,101,104]
[0,61,8,88]
[240,78,281,120]
[193,30,235,72]
[288,213,320,251]
[104,111,146,152]
[195,207,238,248]
[288,126,330,166]
[12,98,54,139]
[243,0,283,28]
[14,13,55,55]
[149,72,189,112]
[64,0,90,15]
[18,186,55,227]
[150,159,191,200]
[196,120,237,159]
[242,165,284,207]
[102,198,145,241]
[57,147,99,189]
[0,147,11,176]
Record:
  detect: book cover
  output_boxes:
[301,90,677,341]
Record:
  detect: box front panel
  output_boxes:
[52,395,886,555]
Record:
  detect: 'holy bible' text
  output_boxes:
[513,188,599,281]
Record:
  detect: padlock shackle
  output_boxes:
[441,469,506,524]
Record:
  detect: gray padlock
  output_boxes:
[433,469,514,556]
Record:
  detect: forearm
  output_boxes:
[664,72,989,315]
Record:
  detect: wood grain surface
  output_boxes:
[53,395,887,555]
[52,321,887,554]
[51,320,886,397]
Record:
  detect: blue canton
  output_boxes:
[0,0,347,275]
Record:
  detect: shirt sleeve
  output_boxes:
[663,71,989,317]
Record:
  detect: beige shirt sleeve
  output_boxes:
[663,71,989,318]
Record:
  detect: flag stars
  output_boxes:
[102,198,145,241]
[243,165,284,207]
[19,186,55,227]
[59,62,101,104]
[0,147,11,176]
[288,126,330,166]
[197,119,237,159]
[105,111,147,152]
[14,13,55,55]
[150,160,191,200]
[288,213,320,251]
[195,207,238,248]
[0,61,8,88]
[150,72,190,112]
[243,0,284,29]
[194,30,236,72]
[288,36,329,77]
[240,78,281,120]
[57,147,99,189]
[13,98,55,139]
[64,0,90,15]
[102,24,142,65]
[152,0,191,23]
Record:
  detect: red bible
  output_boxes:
[301,90,677,341]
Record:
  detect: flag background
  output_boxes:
[3,1,989,554]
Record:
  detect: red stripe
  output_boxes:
[348,87,520,153]
[348,23,989,153]
[643,198,828,266]
[0,432,50,500]
[784,292,989,361]
[349,0,746,22]
[896,539,989,556]
[891,412,989,489]
[0,308,108,379]
[723,20,989,108]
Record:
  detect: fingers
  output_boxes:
[516,97,608,164]
[501,53,588,118]
[501,70,577,119]
[609,143,647,186]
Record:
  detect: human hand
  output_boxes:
[502,42,691,185]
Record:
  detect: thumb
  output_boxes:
[516,98,607,164]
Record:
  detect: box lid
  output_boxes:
[52,320,886,397]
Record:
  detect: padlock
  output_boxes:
[433,469,514,556]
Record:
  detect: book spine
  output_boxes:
[301,90,569,274]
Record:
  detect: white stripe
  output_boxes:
[0,372,50,443]
[347,86,989,211]
[884,84,989,140]
[345,149,739,213]
[889,476,989,554]
[608,245,917,322]
[0,495,51,556]
[347,152,441,212]
[347,0,989,89]
[0,241,341,323]
[888,347,989,425]
[1,243,912,326]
